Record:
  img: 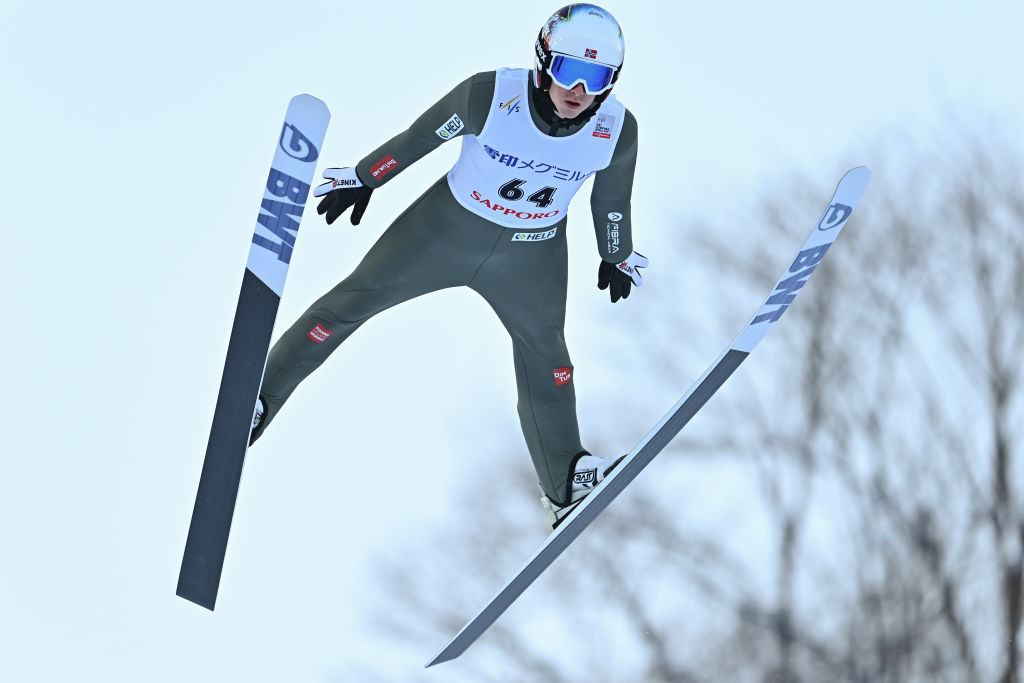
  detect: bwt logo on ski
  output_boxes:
[553,367,573,386]
[818,203,853,231]
[279,122,319,163]
[251,169,312,264]
[751,244,831,325]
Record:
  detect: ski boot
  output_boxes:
[540,453,626,530]
[249,396,267,446]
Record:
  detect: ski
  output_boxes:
[177,94,330,611]
[427,166,872,667]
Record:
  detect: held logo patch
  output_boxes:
[553,367,573,386]
[511,227,558,242]
[593,114,614,139]
[279,122,319,163]
[435,113,465,140]
[817,202,853,231]
[308,323,333,343]
[370,155,400,180]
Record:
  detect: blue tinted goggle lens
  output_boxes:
[547,54,615,94]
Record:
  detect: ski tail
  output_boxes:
[176,95,330,610]
[426,166,871,666]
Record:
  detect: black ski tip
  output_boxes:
[425,651,454,668]
[175,584,217,612]
[426,636,472,667]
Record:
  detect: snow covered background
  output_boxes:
[1,1,1022,681]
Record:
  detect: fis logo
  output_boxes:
[751,245,832,325]
[435,113,465,140]
[279,122,319,163]
[500,95,522,116]
[553,367,573,386]
[818,202,853,231]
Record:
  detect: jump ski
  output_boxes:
[427,166,872,666]
[177,94,330,610]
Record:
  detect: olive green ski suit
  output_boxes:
[257,70,638,507]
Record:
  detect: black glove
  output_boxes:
[313,167,374,226]
[597,251,649,303]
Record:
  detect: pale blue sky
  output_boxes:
[1,1,1022,681]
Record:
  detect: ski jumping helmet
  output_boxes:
[533,4,624,102]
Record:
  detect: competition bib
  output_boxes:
[447,68,624,229]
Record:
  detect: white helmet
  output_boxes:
[533,4,624,99]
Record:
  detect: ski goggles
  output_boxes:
[546,54,616,95]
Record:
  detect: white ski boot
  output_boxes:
[540,453,626,530]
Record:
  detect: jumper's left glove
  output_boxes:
[313,167,374,226]
[597,251,649,303]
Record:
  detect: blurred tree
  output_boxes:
[368,134,1023,683]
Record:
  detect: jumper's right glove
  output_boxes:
[313,167,374,226]
[597,251,649,303]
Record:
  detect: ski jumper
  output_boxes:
[258,68,639,507]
